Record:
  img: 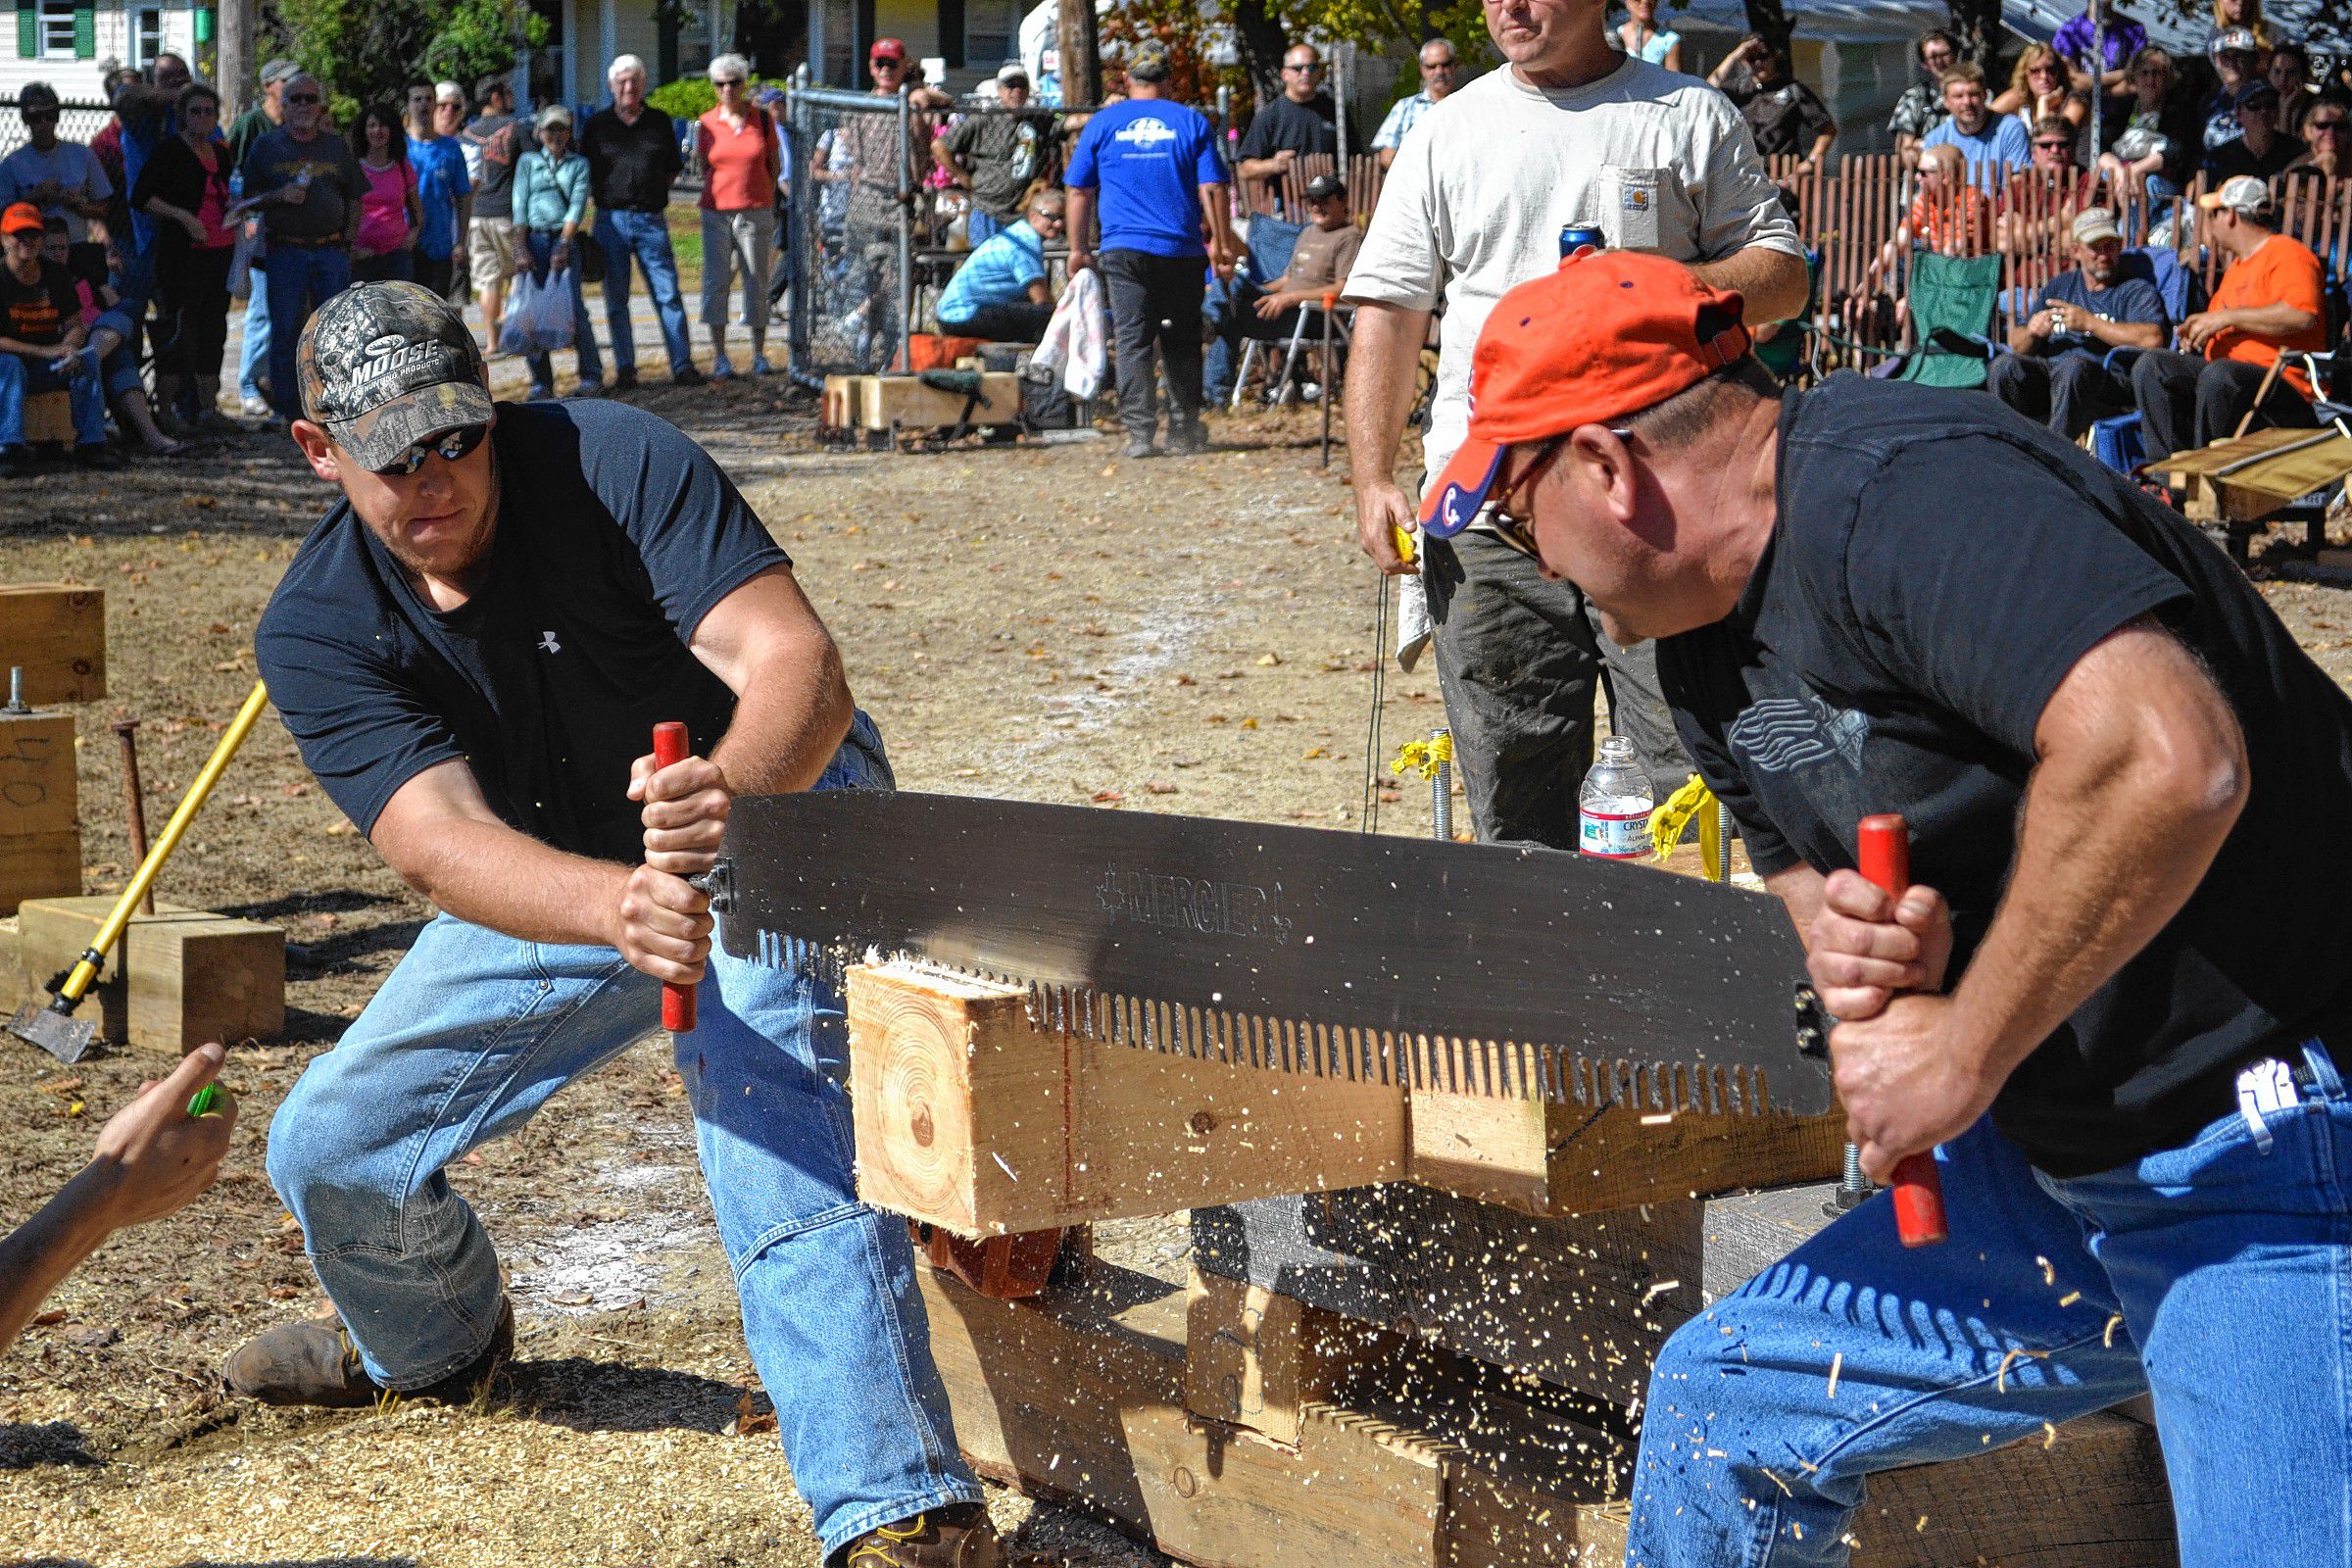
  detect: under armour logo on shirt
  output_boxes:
[538,631,562,655]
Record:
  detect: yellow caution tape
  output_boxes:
[1647,772,1727,879]
[1391,732,1454,780]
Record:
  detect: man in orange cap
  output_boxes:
[1441,251,2352,1565]
[0,199,110,472]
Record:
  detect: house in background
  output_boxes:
[3,0,207,102]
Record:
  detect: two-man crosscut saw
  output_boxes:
[706,791,1833,1119]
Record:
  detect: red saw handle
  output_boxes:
[1857,813,1949,1249]
[653,721,697,1034]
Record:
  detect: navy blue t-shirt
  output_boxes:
[2034,269,2170,356]
[1062,96,1224,257]
[257,399,789,864]
[1656,377,2352,1175]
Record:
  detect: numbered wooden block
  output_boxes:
[0,585,106,705]
[0,710,77,839]
[17,896,282,1052]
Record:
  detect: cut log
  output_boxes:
[0,710,76,839]
[16,896,283,1052]
[850,961,1841,1232]
[0,586,105,705]
[0,828,79,916]
[848,961,1405,1235]
[821,373,1026,431]
[1183,1264,1409,1446]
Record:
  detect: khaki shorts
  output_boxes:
[467,218,517,292]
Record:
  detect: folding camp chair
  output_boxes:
[1894,251,2003,389]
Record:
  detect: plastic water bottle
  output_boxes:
[1579,735,1652,859]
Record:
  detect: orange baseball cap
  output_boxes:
[0,202,44,238]
[1418,251,1753,536]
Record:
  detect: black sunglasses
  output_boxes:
[372,423,489,476]
[2314,120,2351,131]
[286,92,320,105]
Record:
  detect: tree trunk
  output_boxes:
[1230,0,1290,106]
[1058,0,1099,107]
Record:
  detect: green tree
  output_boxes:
[264,0,546,123]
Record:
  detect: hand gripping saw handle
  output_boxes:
[1858,813,1950,1248]
[654,721,697,1034]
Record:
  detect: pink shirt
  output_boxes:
[356,159,416,254]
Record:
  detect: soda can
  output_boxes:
[1558,223,1605,259]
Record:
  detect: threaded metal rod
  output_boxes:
[1430,729,1452,842]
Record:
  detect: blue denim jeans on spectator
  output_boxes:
[239,269,270,403]
[0,352,107,448]
[593,208,695,376]
[520,229,603,397]
[264,713,979,1556]
[265,244,352,420]
[1628,1041,2352,1567]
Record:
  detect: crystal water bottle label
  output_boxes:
[1579,799,1650,858]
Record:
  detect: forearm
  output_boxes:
[384,812,631,947]
[1806,129,1836,166]
[0,1172,114,1356]
[710,639,855,796]
[2225,304,2322,339]
[2006,323,2043,353]
[2090,318,2163,349]
[1065,186,1095,250]
[1342,302,1429,488]
[1690,243,1808,323]
[143,196,195,225]
[1237,157,1283,180]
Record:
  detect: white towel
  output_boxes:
[1033,266,1107,401]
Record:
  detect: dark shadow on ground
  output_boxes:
[16,1560,425,1567]
[499,1355,749,1437]
[0,1421,103,1469]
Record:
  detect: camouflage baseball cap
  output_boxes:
[296,281,494,470]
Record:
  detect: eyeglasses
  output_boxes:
[1284,62,1319,73]
[371,423,489,476]
[287,92,320,105]
[2034,138,2073,149]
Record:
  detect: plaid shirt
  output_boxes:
[1886,77,1949,143]
[1372,92,1437,152]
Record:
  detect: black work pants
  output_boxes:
[939,299,1053,343]
[152,241,233,378]
[2132,349,2317,462]
[1988,350,2136,440]
[1424,528,1691,850]
[1100,248,1204,444]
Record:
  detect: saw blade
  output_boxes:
[711,792,1828,1118]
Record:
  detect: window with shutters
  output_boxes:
[131,7,163,66]
[38,0,78,58]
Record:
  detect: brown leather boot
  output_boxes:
[830,1502,1004,1568]
[224,1298,513,1408]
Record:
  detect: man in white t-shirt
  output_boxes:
[1342,0,1804,847]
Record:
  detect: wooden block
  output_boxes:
[0,915,25,1013]
[849,960,1406,1235]
[0,829,79,916]
[852,372,1024,430]
[1852,1411,2176,1568]
[0,710,77,838]
[821,373,859,429]
[22,392,74,446]
[1184,1264,1404,1446]
[17,896,283,1052]
[0,586,105,705]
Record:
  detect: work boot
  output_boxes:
[830,1503,1004,1568]
[1122,434,1156,459]
[612,367,639,392]
[224,1298,513,1408]
[672,365,708,387]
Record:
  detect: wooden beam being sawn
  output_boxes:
[847,960,1840,1236]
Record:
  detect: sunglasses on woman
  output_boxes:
[372,423,490,476]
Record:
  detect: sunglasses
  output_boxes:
[287,92,320,105]
[2315,120,2351,132]
[1284,62,1319,73]
[715,77,745,87]
[871,57,903,68]
[371,423,489,476]
[2035,138,2073,149]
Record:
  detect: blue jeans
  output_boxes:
[265,244,352,420]
[0,352,107,447]
[265,715,977,1554]
[593,208,694,376]
[1628,1042,2352,1567]
[239,266,270,402]
[520,229,603,396]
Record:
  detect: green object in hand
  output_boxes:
[186,1083,220,1117]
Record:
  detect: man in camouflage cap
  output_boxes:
[239,282,1006,1568]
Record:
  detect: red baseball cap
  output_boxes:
[870,37,907,62]
[0,202,44,238]
[1418,251,1752,536]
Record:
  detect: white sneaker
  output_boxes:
[710,354,735,380]
[750,354,773,376]
[240,395,270,418]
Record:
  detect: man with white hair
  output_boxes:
[580,54,702,387]
[1371,38,1460,169]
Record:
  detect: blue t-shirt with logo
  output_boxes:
[256,399,788,861]
[407,133,473,262]
[1063,97,1224,258]
[940,220,1048,320]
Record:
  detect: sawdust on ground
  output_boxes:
[6,386,2352,1567]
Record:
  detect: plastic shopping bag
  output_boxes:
[525,267,578,353]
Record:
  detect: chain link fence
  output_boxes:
[787,86,912,378]
[0,99,115,162]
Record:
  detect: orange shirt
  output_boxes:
[1906,185,1993,257]
[697,107,780,213]
[2207,233,2328,396]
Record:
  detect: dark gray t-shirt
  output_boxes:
[945,111,1054,222]
[240,126,365,243]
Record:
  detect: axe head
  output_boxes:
[10,1000,97,1064]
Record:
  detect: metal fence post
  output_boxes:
[897,84,914,373]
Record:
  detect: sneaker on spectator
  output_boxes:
[1123,435,1157,459]
[751,354,773,376]
[710,354,735,380]
[574,380,606,398]
[240,395,271,419]
[524,384,555,402]
[612,367,639,392]
[672,366,707,387]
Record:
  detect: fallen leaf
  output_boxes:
[1145,781,1178,795]
[549,1289,594,1306]
[728,1390,779,1437]
[1257,653,1282,666]
[270,1286,302,1299]
[1301,746,1329,760]
[1170,673,1196,687]
[30,1310,65,1327]
[1089,789,1125,805]
[64,1324,119,1349]
[1240,718,1259,730]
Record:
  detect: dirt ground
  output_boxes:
[7,381,2352,1568]
[0,385,1453,1568]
